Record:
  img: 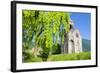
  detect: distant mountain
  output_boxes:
[82,39,91,52]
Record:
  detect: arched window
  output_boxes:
[70,40,75,53]
[76,33,79,38]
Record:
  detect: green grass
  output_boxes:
[48,52,91,61]
[24,52,91,62]
[25,57,42,62]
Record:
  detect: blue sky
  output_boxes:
[70,12,91,40]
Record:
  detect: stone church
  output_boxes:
[61,19,83,54]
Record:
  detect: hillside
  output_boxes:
[82,39,91,52]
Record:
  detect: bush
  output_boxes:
[39,48,50,61]
[22,50,33,62]
[51,44,61,54]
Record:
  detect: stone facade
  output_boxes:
[62,19,82,54]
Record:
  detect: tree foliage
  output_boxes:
[22,10,70,61]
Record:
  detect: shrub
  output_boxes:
[51,44,61,54]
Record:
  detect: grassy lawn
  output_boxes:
[24,52,91,63]
[48,52,91,61]
[25,57,42,62]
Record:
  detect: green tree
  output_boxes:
[22,10,70,62]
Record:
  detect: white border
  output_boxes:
[16,3,96,70]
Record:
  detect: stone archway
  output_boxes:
[70,40,75,53]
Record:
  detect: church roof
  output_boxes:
[73,29,81,37]
[69,19,74,26]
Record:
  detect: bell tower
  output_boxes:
[69,19,74,30]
